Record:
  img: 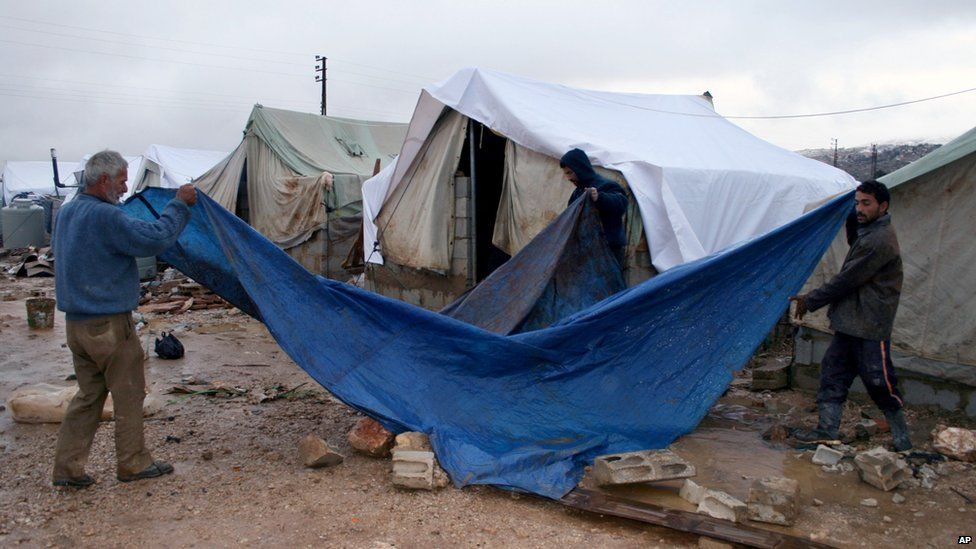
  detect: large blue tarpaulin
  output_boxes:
[124,188,851,499]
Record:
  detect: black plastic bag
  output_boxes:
[154,331,185,359]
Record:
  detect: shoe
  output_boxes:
[884,408,913,452]
[53,474,95,488]
[794,402,843,442]
[117,461,175,482]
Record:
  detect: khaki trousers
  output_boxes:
[53,313,153,479]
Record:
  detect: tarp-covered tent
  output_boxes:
[799,126,976,383]
[193,105,407,255]
[363,68,856,276]
[1,161,78,205]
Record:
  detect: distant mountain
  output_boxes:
[797,142,943,182]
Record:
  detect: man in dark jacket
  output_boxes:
[559,148,629,266]
[790,180,910,451]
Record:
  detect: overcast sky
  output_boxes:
[1,0,974,167]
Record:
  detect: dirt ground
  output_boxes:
[1,268,974,548]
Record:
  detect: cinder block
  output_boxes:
[747,477,799,525]
[592,449,696,486]
[454,177,471,198]
[812,445,844,466]
[854,446,909,491]
[697,489,748,523]
[392,450,435,490]
[454,217,470,238]
[454,196,470,218]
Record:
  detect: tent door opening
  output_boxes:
[457,120,510,284]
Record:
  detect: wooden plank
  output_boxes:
[560,488,834,549]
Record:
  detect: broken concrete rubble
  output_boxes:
[746,476,799,526]
[697,489,748,523]
[680,478,706,505]
[347,417,395,457]
[931,425,976,462]
[750,360,789,390]
[391,432,450,490]
[854,446,910,491]
[298,434,344,468]
[592,449,696,486]
[856,418,879,438]
[812,444,844,466]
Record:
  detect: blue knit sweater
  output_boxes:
[53,193,191,320]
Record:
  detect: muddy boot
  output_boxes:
[794,402,842,442]
[884,408,913,452]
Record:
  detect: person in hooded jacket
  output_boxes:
[559,148,629,266]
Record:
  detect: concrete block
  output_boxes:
[751,362,789,391]
[747,477,799,526]
[592,449,696,486]
[812,445,844,466]
[680,478,707,505]
[454,196,469,218]
[697,489,748,523]
[392,450,434,490]
[452,237,470,260]
[453,177,471,198]
[854,446,910,491]
[454,217,470,238]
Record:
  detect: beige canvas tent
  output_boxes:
[796,126,976,415]
[194,105,406,276]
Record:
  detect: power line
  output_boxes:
[576,86,976,120]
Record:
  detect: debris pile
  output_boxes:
[138,269,232,314]
[5,246,53,277]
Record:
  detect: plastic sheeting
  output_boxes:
[369,68,856,272]
[124,186,851,498]
[800,127,976,369]
[1,161,78,204]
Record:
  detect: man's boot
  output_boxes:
[794,402,843,442]
[884,408,913,452]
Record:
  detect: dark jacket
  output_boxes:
[560,149,628,250]
[806,213,903,340]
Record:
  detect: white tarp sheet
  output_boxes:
[141,144,228,189]
[2,161,78,204]
[367,68,857,271]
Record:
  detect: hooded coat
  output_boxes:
[559,149,628,251]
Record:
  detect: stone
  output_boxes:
[855,419,880,439]
[392,450,435,490]
[854,446,910,491]
[348,418,395,457]
[747,476,799,526]
[394,431,432,452]
[931,426,976,462]
[812,444,844,466]
[860,498,878,507]
[592,449,696,486]
[298,434,344,468]
[761,423,789,444]
[751,361,789,391]
[892,493,906,504]
[680,479,707,505]
[698,537,733,549]
[812,498,824,506]
[697,489,748,523]
[883,515,892,523]
[917,464,938,489]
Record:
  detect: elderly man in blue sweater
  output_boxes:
[51,150,196,487]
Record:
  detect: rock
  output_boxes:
[680,479,707,505]
[201,450,214,461]
[860,498,878,507]
[812,498,824,506]
[761,423,789,443]
[917,464,938,489]
[347,418,395,457]
[854,446,910,491]
[883,515,892,523]
[298,434,344,468]
[592,449,696,486]
[747,477,799,526]
[855,419,879,439]
[931,426,976,462]
[697,489,748,523]
[394,431,432,452]
[698,537,733,549]
[751,360,789,391]
[812,444,844,466]
[6,384,114,423]
[892,493,906,504]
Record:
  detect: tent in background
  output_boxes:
[361,68,856,309]
[796,126,976,414]
[1,160,78,205]
[193,105,407,277]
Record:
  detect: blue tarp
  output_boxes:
[123,188,851,499]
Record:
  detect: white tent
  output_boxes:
[1,161,78,205]
[364,68,856,272]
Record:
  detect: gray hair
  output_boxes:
[83,150,127,189]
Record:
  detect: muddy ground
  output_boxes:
[1,269,974,548]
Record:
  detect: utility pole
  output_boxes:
[870,144,878,178]
[830,138,838,167]
[315,55,327,116]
